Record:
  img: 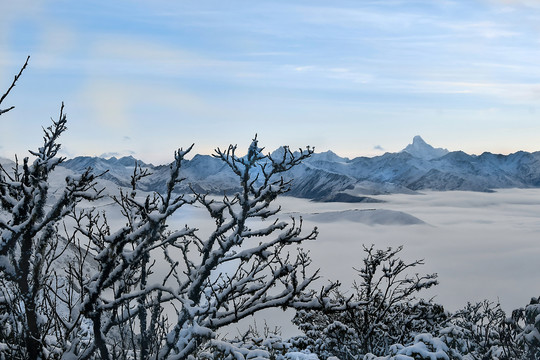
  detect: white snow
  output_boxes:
[284,352,319,360]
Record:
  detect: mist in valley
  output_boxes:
[97,186,539,337]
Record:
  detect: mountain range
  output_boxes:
[281,136,540,199]
[4,136,540,201]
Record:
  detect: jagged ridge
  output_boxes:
[54,137,540,199]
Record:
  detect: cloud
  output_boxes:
[81,81,132,128]
[88,36,250,80]
[75,74,234,135]
[294,4,426,31]
[373,145,385,151]
[213,188,540,336]
[290,65,374,85]
[417,80,540,104]
[438,20,519,39]
[276,189,540,312]
[486,0,540,8]
[33,24,78,70]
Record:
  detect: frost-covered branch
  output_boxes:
[152,138,337,360]
[0,99,104,360]
[292,245,440,359]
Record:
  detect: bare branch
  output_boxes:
[0,56,29,115]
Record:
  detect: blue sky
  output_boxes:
[1,0,540,163]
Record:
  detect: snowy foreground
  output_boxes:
[88,183,540,337]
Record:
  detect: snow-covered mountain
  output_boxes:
[0,157,14,169]
[55,137,540,200]
[402,135,449,160]
[61,156,154,189]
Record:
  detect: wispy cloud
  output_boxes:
[486,0,540,8]
[437,20,520,39]
[291,65,374,84]
[88,36,251,79]
[418,80,540,103]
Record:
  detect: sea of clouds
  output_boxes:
[277,190,540,312]
[164,189,540,337]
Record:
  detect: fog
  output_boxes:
[276,190,540,311]
[228,189,540,337]
[56,181,540,338]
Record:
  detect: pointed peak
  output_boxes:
[402,136,449,160]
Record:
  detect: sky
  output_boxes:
[1,0,540,164]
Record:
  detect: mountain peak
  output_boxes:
[314,150,349,162]
[402,136,449,160]
[412,135,427,145]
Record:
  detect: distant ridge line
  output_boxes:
[11,136,537,199]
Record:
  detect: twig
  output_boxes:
[0,55,30,115]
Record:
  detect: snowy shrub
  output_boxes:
[203,323,320,360]
[382,333,450,360]
[292,246,442,360]
[438,300,524,359]
[517,296,540,360]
